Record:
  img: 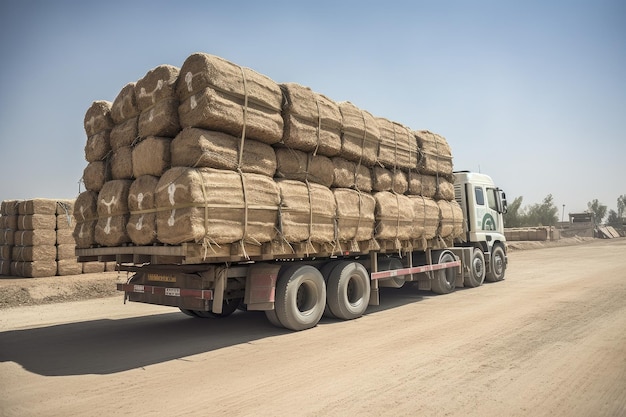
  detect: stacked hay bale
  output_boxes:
[55,200,83,276]
[10,199,58,278]
[75,52,463,259]
[0,201,19,275]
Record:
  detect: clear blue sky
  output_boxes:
[0,0,624,218]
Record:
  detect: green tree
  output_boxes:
[617,195,626,218]
[525,194,559,226]
[587,199,607,225]
[503,196,524,227]
[607,210,620,227]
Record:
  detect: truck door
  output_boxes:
[474,186,500,232]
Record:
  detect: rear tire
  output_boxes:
[326,261,370,320]
[275,265,326,331]
[464,248,486,288]
[431,250,458,294]
[264,309,283,328]
[377,257,405,288]
[486,244,506,282]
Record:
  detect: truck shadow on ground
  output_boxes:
[0,285,456,377]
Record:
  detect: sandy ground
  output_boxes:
[0,238,624,416]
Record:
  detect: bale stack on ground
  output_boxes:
[10,199,58,278]
[75,52,465,258]
[0,200,19,275]
[55,200,82,276]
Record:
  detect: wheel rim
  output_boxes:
[472,256,484,277]
[493,252,503,276]
[295,281,318,314]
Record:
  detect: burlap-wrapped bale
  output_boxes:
[95,180,132,247]
[13,230,56,246]
[138,99,180,138]
[177,53,283,145]
[410,196,444,240]
[1,200,21,215]
[136,65,180,110]
[371,167,408,194]
[333,188,376,243]
[331,157,372,192]
[83,261,105,273]
[280,83,342,157]
[111,82,139,125]
[376,118,418,170]
[274,148,334,188]
[1,215,12,229]
[0,245,11,260]
[110,146,133,180]
[11,260,57,278]
[57,259,83,276]
[12,245,56,262]
[0,215,17,230]
[17,214,56,230]
[407,173,438,198]
[338,101,380,167]
[0,259,10,275]
[127,175,159,245]
[56,243,76,260]
[438,200,464,239]
[171,128,276,177]
[132,136,171,178]
[373,192,414,242]
[0,229,14,245]
[136,64,181,138]
[73,190,98,249]
[110,116,138,150]
[83,161,110,192]
[56,200,75,230]
[56,229,74,245]
[276,179,336,245]
[84,100,113,137]
[414,130,453,178]
[84,130,111,163]
[436,179,455,201]
[156,167,280,246]
[18,199,58,215]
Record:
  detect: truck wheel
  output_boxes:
[275,265,326,331]
[486,244,506,282]
[377,257,405,288]
[319,262,338,318]
[264,309,284,328]
[464,248,486,288]
[327,261,370,320]
[431,250,457,294]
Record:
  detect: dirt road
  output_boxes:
[1,239,625,416]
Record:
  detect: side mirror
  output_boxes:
[500,191,508,214]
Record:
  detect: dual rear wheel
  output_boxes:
[266,262,371,331]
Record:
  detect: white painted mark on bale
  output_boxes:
[190,95,197,110]
[168,209,176,227]
[101,196,117,214]
[185,72,193,92]
[104,217,112,234]
[136,214,144,231]
[149,109,154,122]
[137,193,144,210]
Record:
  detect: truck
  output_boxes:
[76,170,508,331]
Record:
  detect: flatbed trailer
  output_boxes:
[75,171,508,331]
